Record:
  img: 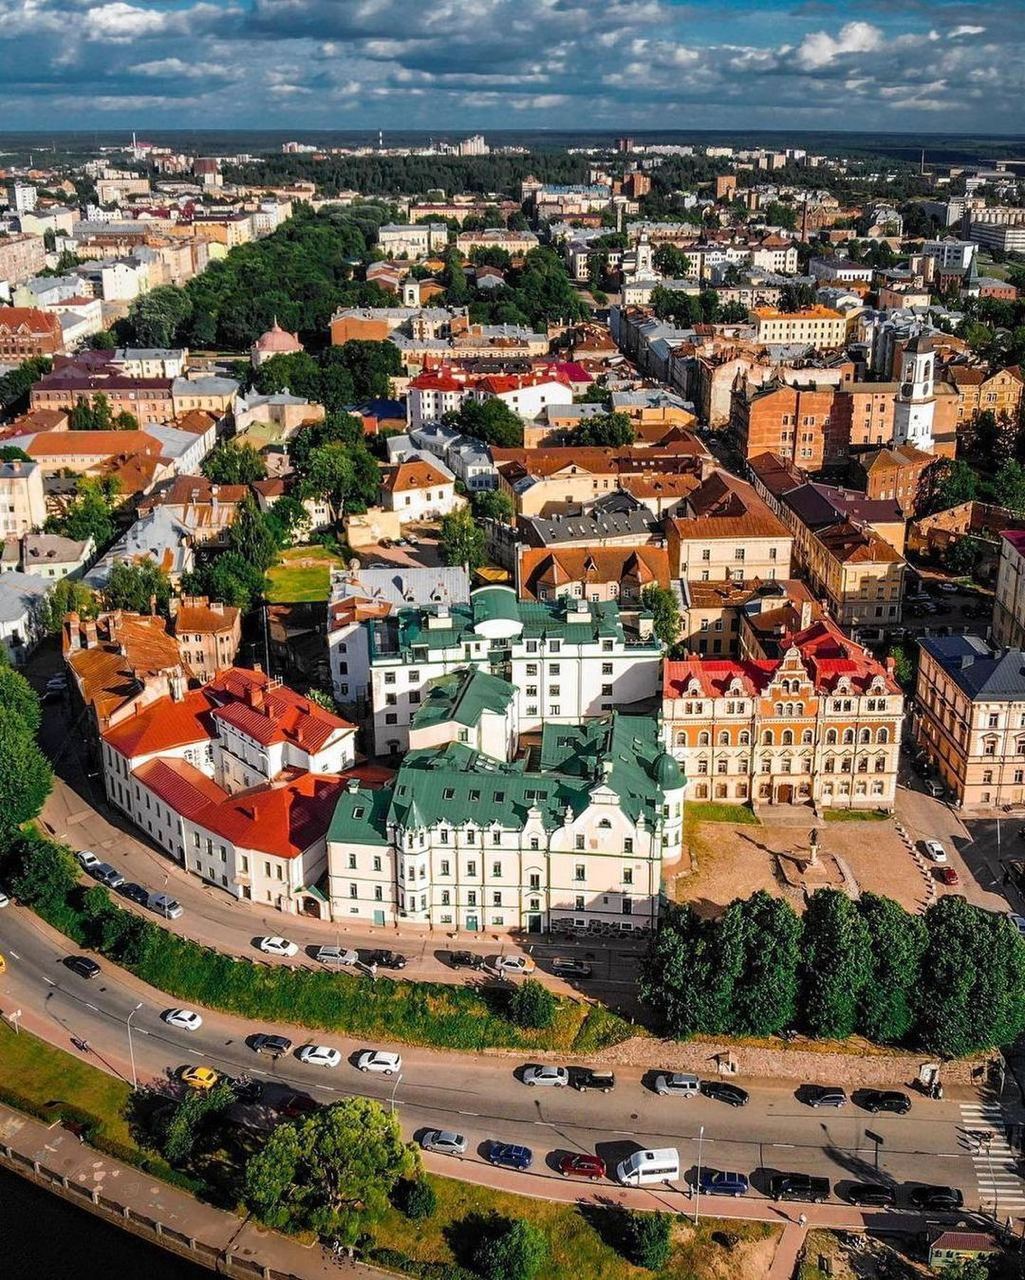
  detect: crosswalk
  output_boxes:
[959,1101,1025,1213]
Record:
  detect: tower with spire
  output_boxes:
[892,334,936,452]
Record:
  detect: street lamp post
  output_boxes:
[693,1125,705,1225]
[390,1072,403,1116]
[10,1009,21,1036]
[126,1002,143,1091]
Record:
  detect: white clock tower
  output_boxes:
[892,334,935,452]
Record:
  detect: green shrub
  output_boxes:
[508,979,557,1030]
[472,1217,548,1280]
[623,1211,672,1270]
[395,1176,437,1221]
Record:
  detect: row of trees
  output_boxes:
[642,889,1025,1058]
[68,392,138,432]
[649,286,748,326]
[438,245,588,330]
[0,664,52,853]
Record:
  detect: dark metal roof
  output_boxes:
[920,635,1025,700]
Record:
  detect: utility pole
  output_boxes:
[126,1002,143,1091]
[693,1124,705,1224]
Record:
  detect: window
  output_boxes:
[697,730,710,747]
[602,662,613,675]
[348,853,357,869]
[466,861,476,877]
[492,861,502,877]
[529,873,540,890]
[575,834,585,850]
[624,838,633,853]
[575,864,586,881]
[623,868,633,885]
[440,859,450,875]
[575,895,585,911]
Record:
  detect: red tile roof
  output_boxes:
[207,667,355,750]
[196,773,343,859]
[133,756,227,818]
[104,688,217,758]
[381,459,451,494]
[0,307,62,337]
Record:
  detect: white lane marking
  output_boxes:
[8,950,19,960]
[773,1143,796,1148]
[459,1111,481,1117]
[85,1003,98,1011]
[136,1027,149,1036]
[42,976,55,986]
[250,1068,268,1076]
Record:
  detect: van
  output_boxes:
[615,1147,680,1187]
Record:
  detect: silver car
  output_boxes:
[522,1065,570,1087]
[420,1129,467,1156]
[654,1072,700,1097]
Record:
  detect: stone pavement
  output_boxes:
[767,1222,807,1279]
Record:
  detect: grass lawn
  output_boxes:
[686,801,760,827]
[374,1173,779,1280]
[265,545,345,602]
[823,809,891,822]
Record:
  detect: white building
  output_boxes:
[892,334,936,452]
[377,223,449,259]
[380,457,461,524]
[0,458,46,537]
[921,239,977,271]
[0,570,49,665]
[326,710,683,934]
[5,182,37,214]
[368,585,662,754]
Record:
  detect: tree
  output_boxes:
[886,643,916,691]
[640,902,743,1037]
[45,477,119,549]
[242,1097,416,1239]
[917,895,1025,1057]
[6,831,76,913]
[104,560,171,615]
[228,493,281,572]
[641,583,681,649]
[933,459,978,512]
[937,1260,994,1280]
[446,397,523,448]
[0,445,31,462]
[778,282,818,312]
[37,578,98,636]
[302,442,355,509]
[0,707,53,837]
[125,285,193,348]
[472,1217,548,1280]
[764,201,798,231]
[508,979,556,1029]
[201,441,266,484]
[653,244,691,279]
[440,507,487,571]
[183,552,265,612]
[393,1177,436,1221]
[0,356,52,414]
[621,1211,672,1270]
[471,489,514,522]
[857,894,927,1045]
[948,537,983,578]
[726,891,803,1037]
[570,411,635,447]
[330,339,402,400]
[801,890,871,1040]
[0,663,41,740]
[994,459,1025,515]
[158,1080,237,1163]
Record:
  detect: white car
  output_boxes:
[494,955,536,975]
[297,1044,341,1068]
[77,850,100,872]
[0,890,9,909]
[258,936,299,958]
[357,1049,402,1075]
[522,1065,569,1088]
[923,840,948,864]
[163,1009,203,1032]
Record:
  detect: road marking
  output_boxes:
[136,1027,149,1036]
[250,1068,268,1076]
[42,976,55,986]
[773,1143,796,1148]
[85,1003,98,1011]
[8,950,19,960]
[458,1111,481,1117]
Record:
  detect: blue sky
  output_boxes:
[0,0,1020,133]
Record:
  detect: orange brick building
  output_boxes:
[731,381,843,469]
[833,383,898,449]
[0,307,63,360]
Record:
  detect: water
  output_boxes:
[0,1166,209,1279]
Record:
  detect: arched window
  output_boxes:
[775,703,783,716]
[826,728,838,746]
[761,730,773,746]
[782,729,794,746]
[760,755,772,773]
[801,729,813,745]
[843,728,855,745]
[860,728,871,744]
[739,730,750,746]
[785,702,794,717]
[877,728,889,744]
[718,730,730,746]
[698,731,710,747]
[1017,737,1025,756]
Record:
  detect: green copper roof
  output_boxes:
[412,666,516,732]
[326,784,391,845]
[472,585,522,626]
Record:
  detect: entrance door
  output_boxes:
[373,909,385,927]
[777,784,793,804]
[527,913,543,934]
[466,914,479,932]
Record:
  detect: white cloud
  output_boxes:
[951,25,986,38]
[795,21,882,70]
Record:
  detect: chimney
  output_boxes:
[799,600,813,630]
[65,611,81,652]
[346,777,360,793]
[83,617,98,649]
[246,682,265,710]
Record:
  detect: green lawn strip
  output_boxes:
[372,1174,778,1280]
[685,801,760,826]
[0,1021,194,1188]
[265,546,344,602]
[822,809,891,822]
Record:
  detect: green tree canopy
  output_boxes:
[201,441,267,484]
[857,893,927,1045]
[228,493,282,572]
[445,397,523,448]
[37,578,98,636]
[440,506,487,571]
[45,477,119,550]
[508,978,556,1029]
[801,889,871,1039]
[570,411,635,447]
[0,708,53,838]
[641,583,682,649]
[472,1217,549,1280]
[0,662,42,735]
[993,459,1025,516]
[6,830,75,912]
[471,489,515,523]
[103,560,172,616]
[933,459,979,512]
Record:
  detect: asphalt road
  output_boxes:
[2,904,1021,1222]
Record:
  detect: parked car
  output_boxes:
[701,1080,749,1107]
[860,1090,911,1115]
[937,582,960,595]
[803,1085,847,1109]
[923,840,948,863]
[925,780,945,799]
[769,1173,830,1203]
[448,950,484,969]
[258,936,299,958]
[845,1182,896,1207]
[494,955,536,975]
[0,890,8,909]
[249,1033,292,1056]
[357,1049,402,1074]
[279,1092,320,1119]
[366,949,406,970]
[119,881,150,907]
[571,1067,616,1093]
[231,1077,263,1105]
[936,867,960,887]
[315,945,359,966]
[1007,912,1025,938]
[551,958,593,979]
[94,863,125,890]
[64,955,100,980]
[559,1152,606,1180]
[181,1066,220,1091]
[655,1072,701,1098]
[694,1170,749,1198]
[420,1130,467,1156]
[908,1184,964,1210]
[76,850,101,873]
[522,1065,569,1088]
[487,1142,532,1170]
[148,892,183,919]
[163,1009,202,1032]
[297,1044,341,1068]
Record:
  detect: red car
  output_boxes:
[937,867,960,886]
[558,1152,606,1181]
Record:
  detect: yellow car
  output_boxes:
[181,1065,220,1091]
[0,953,6,974]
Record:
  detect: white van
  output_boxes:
[615,1147,680,1187]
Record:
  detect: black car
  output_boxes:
[769,1173,830,1204]
[571,1067,616,1093]
[803,1085,847,1109]
[119,882,150,907]
[448,950,484,969]
[250,1033,292,1056]
[701,1080,749,1107]
[229,1076,264,1104]
[368,949,406,970]
[845,1182,896,1207]
[64,955,100,979]
[552,958,593,979]
[860,1089,911,1115]
[908,1184,964,1211]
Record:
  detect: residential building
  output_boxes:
[516,545,671,605]
[751,306,847,348]
[455,229,539,256]
[927,1234,1000,1272]
[680,577,820,659]
[168,596,242,683]
[83,507,194,589]
[516,493,660,550]
[0,571,49,665]
[407,665,518,761]
[832,383,898,450]
[30,370,175,424]
[731,381,842,469]
[915,634,1025,808]
[992,531,1025,650]
[854,444,938,517]
[136,476,245,548]
[666,470,793,583]
[0,458,46,537]
[1,532,93,580]
[0,308,63,359]
[326,711,683,932]
[0,234,46,286]
[664,618,903,811]
[943,364,1024,428]
[376,223,449,259]
[367,585,662,753]
[380,458,461,523]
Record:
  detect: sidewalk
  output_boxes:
[0,1102,384,1279]
[767,1222,807,1279]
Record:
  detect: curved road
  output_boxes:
[0,903,1016,1227]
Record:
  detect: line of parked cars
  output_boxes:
[77,850,182,919]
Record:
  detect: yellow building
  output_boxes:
[751,306,847,349]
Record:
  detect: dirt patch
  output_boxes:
[800,1228,927,1279]
[672,1219,779,1280]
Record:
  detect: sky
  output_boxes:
[0,0,1022,134]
